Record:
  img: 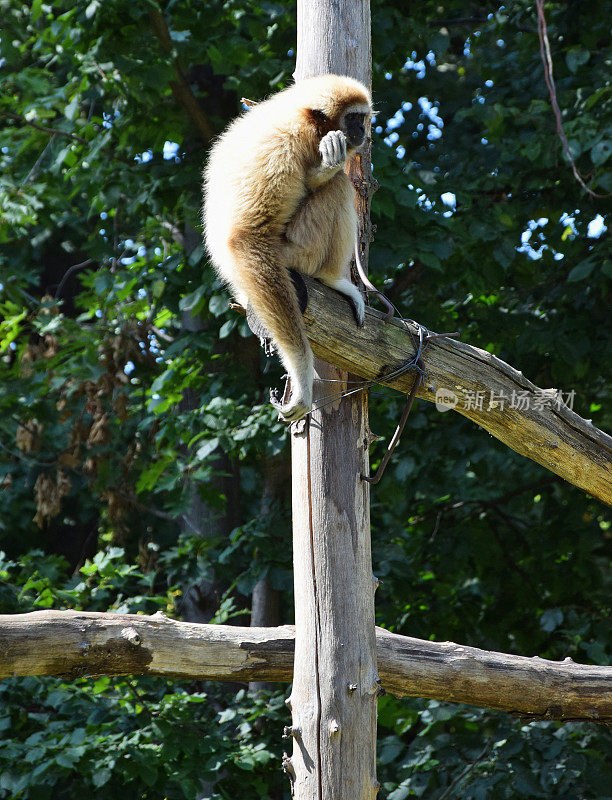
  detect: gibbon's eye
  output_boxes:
[343,112,367,147]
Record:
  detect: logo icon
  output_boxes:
[435,388,458,413]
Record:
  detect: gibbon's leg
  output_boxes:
[317,274,365,327]
[228,233,314,421]
[315,205,366,327]
[312,175,366,326]
[282,187,337,277]
[283,173,365,325]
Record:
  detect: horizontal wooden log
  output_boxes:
[293,278,611,505]
[1,611,610,723]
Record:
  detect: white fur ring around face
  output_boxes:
[319,130,347,169]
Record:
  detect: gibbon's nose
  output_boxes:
[345,115,366,147]
[351,124,366,147]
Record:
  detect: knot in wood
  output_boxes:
[122,627,141,646]
[282,753,296,781]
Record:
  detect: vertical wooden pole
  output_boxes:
[286,3,379,799]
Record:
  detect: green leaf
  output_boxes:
[219,319,236,338]
[540,608,563,632]
[85,0,101,17]
[55,748,83,769]
[591,140,611,166]
[218,708,237,723]
[150,368,175,395]
[379,736,404,765]
[30,0,44,21]
[188,244,204,266]
[196,438,220,461]
[64,96,80,121]
[136,456,173,493]
[428,32,450,56]
[567,258,595,282]
[566,47,590,73]
[94,271,114,294]
[179,286,206,314]
[209,295,229,317]
[152,279,165,298]
[92,768,112,788]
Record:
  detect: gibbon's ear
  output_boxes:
[309,109,329,123]
[305,108,333,138]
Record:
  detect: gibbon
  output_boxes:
[203,74,373,421]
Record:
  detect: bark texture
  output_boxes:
[1,611,610,723]
[288,3,379,798]
[297,277,611,506]
[290,366,378,799]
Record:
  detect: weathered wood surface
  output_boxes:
[2,611,611,723]
[290,364,378,799]
[299,277,612,505]
[290,3,379,799]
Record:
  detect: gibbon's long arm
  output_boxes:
[203,74,373,421]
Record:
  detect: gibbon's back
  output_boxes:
[203,75,372,285]
[203,94,301,295]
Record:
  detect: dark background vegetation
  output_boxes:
[0,0,610,797]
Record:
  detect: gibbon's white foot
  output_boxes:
[319,130,348,170]
[269,347,314,422]
[319,276,366,327]
[270,391,312,422]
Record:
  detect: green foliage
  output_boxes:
[377,697,612,799]
[0,676,287,800]
[0,0,610,798]
[0,547,290,798]
[0,546,171,614]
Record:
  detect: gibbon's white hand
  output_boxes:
[319,130,347,170]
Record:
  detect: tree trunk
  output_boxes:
[249,456,284,693]
[287,3,379,799]
[248,577,280,694]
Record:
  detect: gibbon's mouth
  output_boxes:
[347,133,367,151]
[344,111,367,149]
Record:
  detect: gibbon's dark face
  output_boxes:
[343,112,367,149]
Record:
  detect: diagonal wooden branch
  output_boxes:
[1,611,610,723]
[293,277,611,505]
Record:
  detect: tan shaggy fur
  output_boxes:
[203,75,372,421]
